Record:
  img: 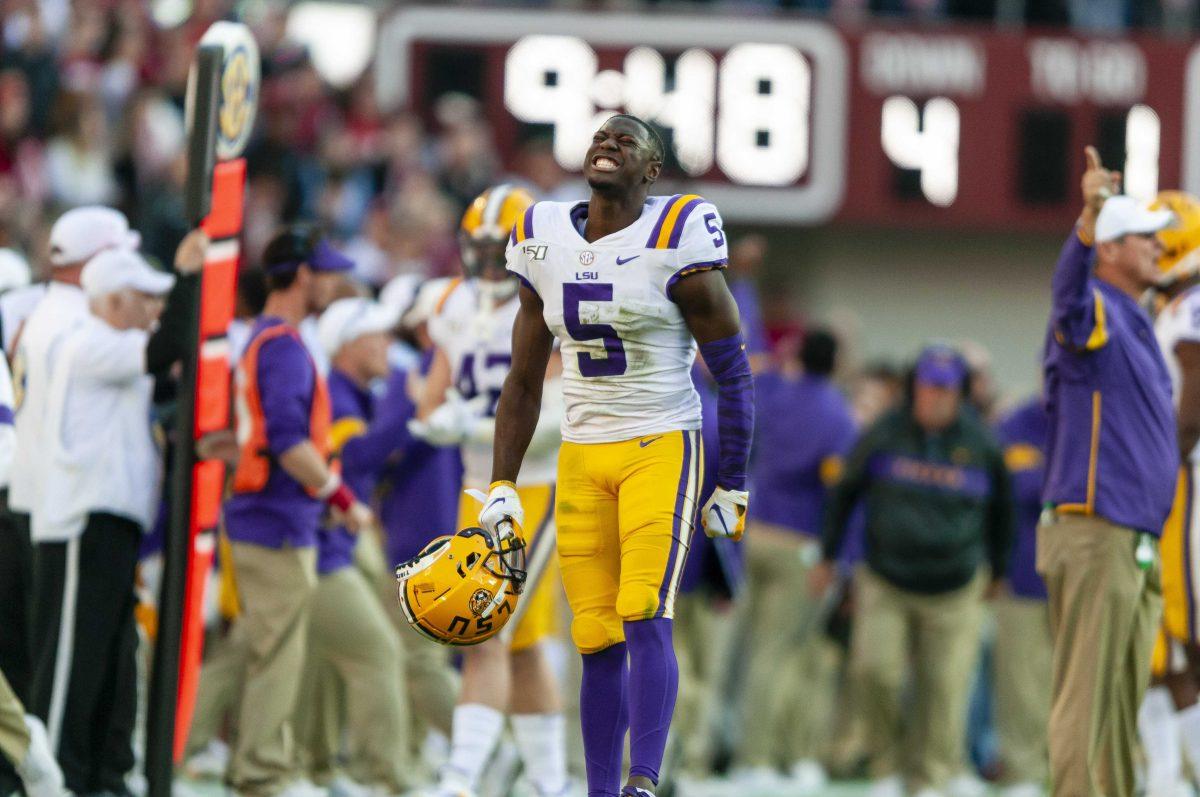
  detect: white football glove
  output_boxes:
[701,487,749,541]
[468,481,525,540]
[408,388,489,446]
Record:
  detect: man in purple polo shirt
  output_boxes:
[1038,147,1176,797]
[994,397,1051,796]
[731,329,856,795]
[198,228,371,797]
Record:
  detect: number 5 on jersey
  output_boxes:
[563,283,626,377]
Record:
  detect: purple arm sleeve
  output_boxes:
[698,333,754,492]
[1050,230,1102,351]
[257,335,316,456]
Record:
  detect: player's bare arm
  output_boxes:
[491,283,555,484]
[672,268,742,344]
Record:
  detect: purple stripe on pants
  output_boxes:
[655,431,691,619]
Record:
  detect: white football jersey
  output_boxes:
[507,194,729,444]
[427,279,558,488]
[1156,284,1200,463]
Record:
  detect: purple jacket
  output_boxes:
[224,317,324,549]
[749,371,857,537]
[996,398,1049,600]
[1041,231,1177,535]
[375,363,463,568]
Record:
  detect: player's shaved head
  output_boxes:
[604,114,665,163]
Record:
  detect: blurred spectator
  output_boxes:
[727,235,770,369]
[45,93,118,208]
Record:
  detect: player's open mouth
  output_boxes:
[591,155,620,172]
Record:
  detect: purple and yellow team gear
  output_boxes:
[556,431,703,653]
[1041,229,1176,535]
[454,484,559,650]
[395,525,528,646]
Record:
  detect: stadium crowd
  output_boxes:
[3,3,1200,797]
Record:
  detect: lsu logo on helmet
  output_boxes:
[395,527,527,646]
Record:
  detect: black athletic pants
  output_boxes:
[29,513,140,796]
[0,502,32,794]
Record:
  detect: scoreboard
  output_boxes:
[376,7,1200,229]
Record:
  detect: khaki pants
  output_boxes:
[190,542,317,796]
[1037,515,1162,797]
[993,595,1052,785]
[734,524,836,769]
[0,668,28,770]
[295,566,414,791]
[673,592,735,775]
[373,554,459,741]
[850,566,985,790]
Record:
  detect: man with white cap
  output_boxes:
[293,296,418,794]
[27,233,207,796]
[0,206,143,794]
[1038,147,1177,797]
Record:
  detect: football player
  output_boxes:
[480,115,754,797]
[1144,190,1200,794]
[411,185,570,797]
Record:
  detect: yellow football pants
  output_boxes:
[456,483,559,652]
[556,430,703,654]
[1160,466,1200,647]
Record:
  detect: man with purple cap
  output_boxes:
[200,226,371,797]
[1038,148,1176,797]
[812,343,1013,797]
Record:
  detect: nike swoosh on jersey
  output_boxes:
[639,436,663,447]
[616,255,640,265]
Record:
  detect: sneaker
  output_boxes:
[16,715,66,797]
[275,779,331,797]
[726,766,787,792]
[619,789,654,797]
[184,739,229,781]
[947,773,988,797]
[869,776,906,797]
[327,777,374,797]
[788,760,828,795]
[1000,783,1045,797]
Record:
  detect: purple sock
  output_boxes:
[625,618,678,785]
[580,643,629,797]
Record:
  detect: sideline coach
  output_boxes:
[1039,146,1176,796]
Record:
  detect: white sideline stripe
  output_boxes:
[47,534,80,752]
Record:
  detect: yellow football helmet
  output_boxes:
[460,184,535,279]
[395,527,527,646]
[1153,190,1200,284]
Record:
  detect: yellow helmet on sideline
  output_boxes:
[1153,191,1200,285]
[395,527,527,646]
[459,184,535,278]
